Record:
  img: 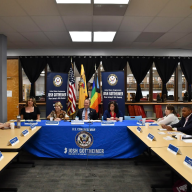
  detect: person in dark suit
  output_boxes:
[162,106,192,135]
[76,99,98,120]
[103,101,123,121]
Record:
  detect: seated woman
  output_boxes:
[47,102,68,121]
[0,122,10,129]
[103,101,123,121]
[157,104,179,125]
[21,97,40,120]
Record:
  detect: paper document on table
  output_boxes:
[183,140,192,143]
[158,128,167,131]
[158,132,166,135]
[163,136,174,140]
[167,132,181,135]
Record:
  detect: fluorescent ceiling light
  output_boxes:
[94,0,129,4]
[56,0,91,4]
[94,32,116,42]
[69,32,92,42]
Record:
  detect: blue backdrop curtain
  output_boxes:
[154,57,178,101]
[47,56,71,73]
[73,56,101,83]
[180,57,192,101]
[20,56,47,97]
[101,56,127,72]
[128,56,153,102]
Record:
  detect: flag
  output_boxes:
[78,64,88,109]
[67,64,76,116]
[90,72,101,113]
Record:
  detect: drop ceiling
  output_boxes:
[1,0,192,50]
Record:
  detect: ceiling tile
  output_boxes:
[175,33,192,44]
[20,32,51,43]
[17,0,59,16]
[5,33,29,42]
[130,42,151,48]
[134,32,165,42]
[44,32,71,43]
[158,0,192,17]
[57,4,93,16]
[149,42,170,48]
[63,16,92,31]
[154,32,188,43]
[167,41,190,49]
[0,19,16,33]
[144,17,183,32]
[125,0,169,17]
[113,32,141,42]
[32,16,66,32]
[119,17,153,32]
[169,18,192,32]
[1,17,40,32]
[93,4,128,16]
[0,0,27,16]
[93,16,123,31]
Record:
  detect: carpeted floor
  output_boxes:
[0,151,175,192]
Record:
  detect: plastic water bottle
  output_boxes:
[17,115,21,128]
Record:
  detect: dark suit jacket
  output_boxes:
[76,108,98,120]
[103,110,123,120]
[171,114,192,135]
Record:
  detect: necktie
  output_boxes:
[85,109,88,120]
[183,117,189,127]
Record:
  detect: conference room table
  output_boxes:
[0,126,42,152]
[152,147,192,192]
[21,120,151,159]
[128,126,192,148]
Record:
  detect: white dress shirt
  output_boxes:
[157,113,179,126]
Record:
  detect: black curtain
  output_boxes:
[47,56,71,73]
[180,57,192,101]
[128,56,153,102]
[73,56,101,83]
[20,56,47,97]
[101,56,127,71]
[154,57,178,100]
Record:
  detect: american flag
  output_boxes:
[67,65,76,116]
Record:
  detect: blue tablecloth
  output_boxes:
[23,120,148,159]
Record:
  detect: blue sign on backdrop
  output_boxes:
[102,71,125,116]
[46,72,68,116]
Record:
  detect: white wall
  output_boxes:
[7,48,192,57]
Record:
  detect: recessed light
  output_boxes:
[69,31,92,42]
[93,32,116,42]
[56,0,91,4]
[94,0,129,4]
[153,67,156,70]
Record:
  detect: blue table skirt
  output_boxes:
[23,120,148,159]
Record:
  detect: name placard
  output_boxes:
[137,127,142,133]
[24,120,37,125]
[8,137,19,146]
[21,129,29,137]
[29,124,36,130]
[147,133,156,141]
[0,151,4,161]
[167,144,182,155]
[45,121,59,125]
[184,156,192,169]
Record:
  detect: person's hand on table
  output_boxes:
[54,118,61,121]
[115,117,119,121]
[0,122,10,129]
[161,124,172,131]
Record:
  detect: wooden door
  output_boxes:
[7,59,19,120]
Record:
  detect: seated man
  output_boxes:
[162,106,192,135]
[0,122,10,129]
[76,99,98,120]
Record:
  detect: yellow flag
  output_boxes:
[78,64,88,109]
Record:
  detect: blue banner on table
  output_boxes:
[23,120,148,159]
[46,72,68,116]
[102,71,125,116]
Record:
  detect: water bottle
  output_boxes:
[17,115,21,128]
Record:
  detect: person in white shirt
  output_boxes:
[157,105,179,126]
